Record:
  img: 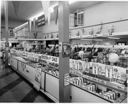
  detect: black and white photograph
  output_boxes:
[0,0,128,103]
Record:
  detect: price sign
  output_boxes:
[51,56,59,63]
[36,15,45,27]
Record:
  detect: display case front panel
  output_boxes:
[71,85,109,103]
[46,74,59,100]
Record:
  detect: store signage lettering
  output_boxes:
[41,55,50,60]
[41,54,59,63]
[36,15,45,27]
[52,57,58,63]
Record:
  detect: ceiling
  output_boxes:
[1,1,43,22]
[69,1,102,13]
[1,1,103,24]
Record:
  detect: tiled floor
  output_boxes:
[0,59,53,102]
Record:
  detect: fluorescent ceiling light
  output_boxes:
[48,2,58,13]
[14,22,28,31]
[0,0,3,6]
[0,0,3,11]
[49,6,54,13]
[69,0,77,4]
[29,12,44,21]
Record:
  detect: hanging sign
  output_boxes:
[36,15,45,27]
[41,54,59,63]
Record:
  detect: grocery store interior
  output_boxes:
[0,0,128,103]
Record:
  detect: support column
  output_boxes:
[28,20,32,38]
[0,1,1,41]
[58,1,70,102]
[4,0,9,67]
[33,18,37,39]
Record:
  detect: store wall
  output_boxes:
[83,2,128,33]
[37,2,128,38]
[37,21,58,38]
[84,2,128,26]
[1,20,25,39]
[1,19,25,28]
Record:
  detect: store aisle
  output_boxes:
[0,59,53,102]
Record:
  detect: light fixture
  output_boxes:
[69,0,77,4]
[49,6,54,13]
[29,12,44,21]
[14,22,28,31]
[0,0,3,7]
[48,2,58,13]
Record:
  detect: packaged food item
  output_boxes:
[69,59,72,69]
[78,60,83,71]
[92,62,97,75]
[72,59,76,70]
[75,60,78,70]
[92,84,96,91]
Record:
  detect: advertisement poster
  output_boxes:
[62,42,71,57]
[9,29,14,37]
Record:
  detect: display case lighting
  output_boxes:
[29,2,58,21]
[49,6,54,13]
[0,0,3,8]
